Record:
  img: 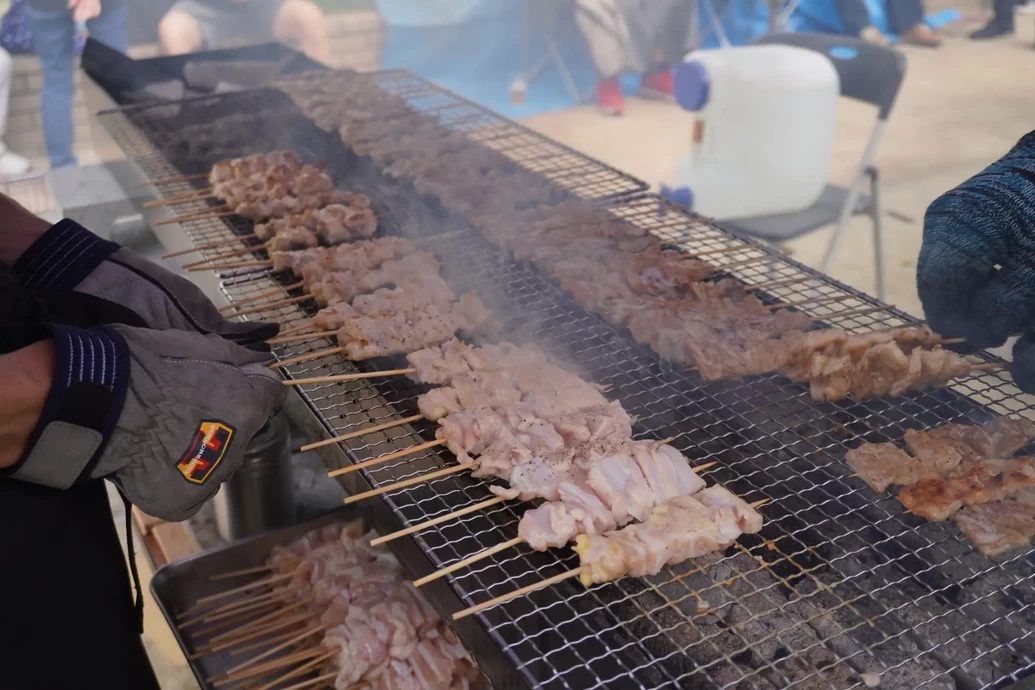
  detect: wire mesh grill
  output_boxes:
[99,71,1035,690]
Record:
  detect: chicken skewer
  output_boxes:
[189,520,478,690]
[845,416,1035,556]
[451,496,768,621]
[182,202,379,271]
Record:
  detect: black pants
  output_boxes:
[834,0,925,35]
[0,480,160,690]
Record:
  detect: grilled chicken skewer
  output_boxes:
[846,416,1035,556]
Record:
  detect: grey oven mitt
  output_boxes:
[11,218,279,347]
[5,323,286,522]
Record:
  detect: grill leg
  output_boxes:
[868,166,886,302]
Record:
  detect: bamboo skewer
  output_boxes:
[972,362,1005,371]
[275,323,316,338]
[179,587,287,624]
[190,259,274,272]
[225,647,328,683]
[143,187,215,207]
[411,462,719,587]
[202,612,313,655]
[194,572,294,606]
[153,206,231,227]
[413,537,525,588]
[208,597,315,644]
[371,496,508,547]
[190,601,287,639]
[134,172,207,187]
[269,346,345,370]
[229,627,312,656]
[255,649,340,690]
[231,294,311,317]
[328,439,448,479]
[453,568,585,621]
[283,368,417,387]
[181,592,294,629]
[221,281,306,312]
[342,462,474,504]
[209,609,312,652]
[452,498,771,620]
[211,564,275,581]
[224,625,327,677]
[269,330,338,346]
[300,414,423,453]
[162,233,260,259]
[279,672,338,690]
[182,241,270,269]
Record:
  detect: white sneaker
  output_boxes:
[0,151,30,178]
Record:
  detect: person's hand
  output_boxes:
[13,219,280,347]
[68,0,101,22]
[5,324,286,521]
[917,129,1035,389]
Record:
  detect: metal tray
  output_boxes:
[149,509,356,689]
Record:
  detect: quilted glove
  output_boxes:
[917,129,1035,388]
[11,218,279,347]
[4,324,285,521]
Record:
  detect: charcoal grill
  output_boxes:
[100,69,1035,690]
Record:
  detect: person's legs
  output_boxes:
[886,0,940,45]
[271,0,330,64]
[833,0,873,36]
[85,2,129,53]
[972,0,1019,38]
[24,7,76,168]
[158,9,205,55]
[0,47,28,176]
[574,0,629,115]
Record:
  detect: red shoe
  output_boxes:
[639,69,674,100]
[595,77,624,116]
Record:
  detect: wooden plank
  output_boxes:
[132,506,164,535]
[151,522,198,565]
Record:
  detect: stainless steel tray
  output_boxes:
[150,509,355,689]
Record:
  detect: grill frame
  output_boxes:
[100,70,1035,690]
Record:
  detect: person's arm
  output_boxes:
[0,340,54,469]
[5,193,277,345]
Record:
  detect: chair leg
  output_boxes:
[868,167,886,302]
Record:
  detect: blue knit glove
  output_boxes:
[918,130,1035,388]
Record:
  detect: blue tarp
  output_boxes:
[376,0,956,118]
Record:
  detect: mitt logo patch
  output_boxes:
[177,420,235,484]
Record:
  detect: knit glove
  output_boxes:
[11,219,279,347]
[4,324,285,521]
[917,130,1035,387]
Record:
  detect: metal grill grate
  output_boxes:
[99,72,1035,690]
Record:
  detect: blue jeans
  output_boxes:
[26,5,128,168]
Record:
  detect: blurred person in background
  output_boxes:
[574,0,692,117]
[834,0,941,46]
[0,46,31,177]
[157,0,330,64]
[971,0,1022,39]
[25,0,128,168]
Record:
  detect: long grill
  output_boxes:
[100,71,1035,690]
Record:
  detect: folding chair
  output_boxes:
[719,33,906,301]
